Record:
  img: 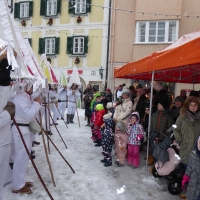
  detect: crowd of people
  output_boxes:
[1,53,200,199]
[83,83,200,200]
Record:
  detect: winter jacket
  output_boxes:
[114,98,133,123]
[174,110,200,165]
[126,112,144,145]
[101,118,115,146]
[185,147,200,200]
[114,130,128,164]
[150,109,174,140]
[94,109,106,128]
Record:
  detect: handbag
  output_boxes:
[153,144,169,163]
[29,121,41,134]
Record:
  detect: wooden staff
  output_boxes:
[44,98,50,154]
[36,118,75,173]
[53,102,68,128]
[13,118,54,200]
[39,111,56,187]
[46,105,68,149]
[74,94,80,128]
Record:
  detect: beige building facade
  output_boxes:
[110,0,200,94]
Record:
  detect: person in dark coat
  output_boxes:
[84,95,93,126]
[170,96,184,123]
[100,108,115,167]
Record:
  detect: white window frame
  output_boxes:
[135,20,179,44]
[75,0,86,14]
[45,38,55,55]
[73,37,84,54]
[20,2,29,18]
[46,0,57,16]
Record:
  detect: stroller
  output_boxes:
[152,138,185,195]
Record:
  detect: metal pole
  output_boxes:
[145,70,155,177]
[105,0,112,90]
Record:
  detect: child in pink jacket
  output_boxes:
[126,112,144,168]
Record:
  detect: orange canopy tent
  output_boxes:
[114,30,200,83]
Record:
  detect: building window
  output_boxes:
[75,0,86,14]
[68,0,91,15]
[136,20,179,43]
[40,0,61,17]
[46,0,57,16]
[45,38,55,54]
[67,36,88,55]
[73,37,84,54]
[14,1,33,19]
[38,37,60,55]
[20,2,29,18]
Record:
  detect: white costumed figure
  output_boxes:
[58,86,67,119]
[11,83,41,194]
[0,58,15,200]
[67,84,80,124]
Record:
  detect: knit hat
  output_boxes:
[136,88,145,95]
[174,96,184,103]
[158,99,168,109]
[106,102,114,109]
[94,93,101,98]
[103,112,112,120]
[122,88,130,95]
[106,88,111,93]
[116,121,126,132]
[129,111,140,122]
[96,104,104,111]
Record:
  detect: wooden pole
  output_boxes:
[44,98,50,154]
[13,118,54,200]
[36,118,75,173]
[39,111,56,187]
[46,105,68,149]
[74,94,80,128]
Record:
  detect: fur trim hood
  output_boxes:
[180,96,200,117]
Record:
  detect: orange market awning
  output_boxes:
[114,30,200,83]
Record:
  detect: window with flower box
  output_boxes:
[38,37,60,55]
[68,0,91,15]
[135,20,179,43]
[40,0,61,17]
[14,1,33,19]
[67,36,88,55]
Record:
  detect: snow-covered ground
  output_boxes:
[3,109,180,200]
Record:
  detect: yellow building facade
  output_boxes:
[13,0,109,90]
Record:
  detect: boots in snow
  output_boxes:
[100,159,106,163]
[95,139,101,147]
[104,162,112,167]
[67,114,70,124]
[70,114,74,123]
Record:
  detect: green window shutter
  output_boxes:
[84,36,88,54]
[86,0,92,13]
[29,1,33,17]
[68,0,75,14]
[40,0,46,16]
[38,38,45,54]
[14,3,20,18]
[67,37,73,54]
[55,37,60,54]
[57,0,61,15]
[28,38,32,47]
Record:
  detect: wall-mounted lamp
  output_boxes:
[99,66,104,79]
